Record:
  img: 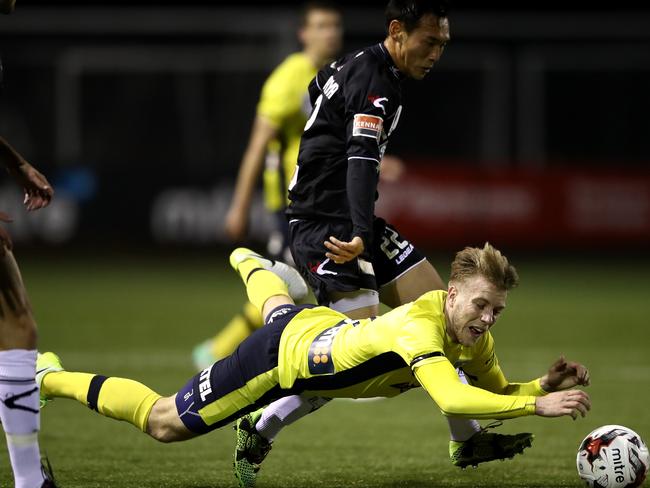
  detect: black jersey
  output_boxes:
[286,43,404,247]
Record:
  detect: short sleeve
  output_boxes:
[257,57,304,128]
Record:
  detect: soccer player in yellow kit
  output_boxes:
[192,1,343,369]
[36,244,591,485]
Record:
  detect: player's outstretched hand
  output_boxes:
[10,162,54,211]
[540,356,590,392]
[324,236,364,264]
[535,389,591,420]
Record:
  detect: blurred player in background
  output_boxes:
[191,1,344,370]
[0,59,58,488]
[34,244,591,487]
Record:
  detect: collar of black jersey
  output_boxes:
[377,42,406,82]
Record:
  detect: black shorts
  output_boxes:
[175,304,315,434]
[288,217,426,305]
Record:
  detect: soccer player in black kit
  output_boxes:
[233,2,534,486]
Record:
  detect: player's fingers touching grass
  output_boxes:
[535,389,591,418]
[575,363,590,386]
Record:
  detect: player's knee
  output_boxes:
[147,417,182,443]
[146,397,188,443]
[150,425,179,443]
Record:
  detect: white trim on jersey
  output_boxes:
[348,156,380,163]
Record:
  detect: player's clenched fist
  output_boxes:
[535,389,591,420]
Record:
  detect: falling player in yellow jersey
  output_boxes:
[191,1,344,369]
[36,244,591,486]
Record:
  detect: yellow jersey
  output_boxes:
[278,290,547,420]
[256,52,318,211]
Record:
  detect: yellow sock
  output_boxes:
[97,377,161,432]
[237,259,289,312]
[235,258,264,283]
[211,301,263,359]
[42,372,161,432]
[42,371,93,404]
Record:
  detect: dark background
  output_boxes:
[1,2,649,249]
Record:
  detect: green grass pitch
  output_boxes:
[1,251,648,487]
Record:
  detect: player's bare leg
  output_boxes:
[378,258,445,307]
[0,246,49,488]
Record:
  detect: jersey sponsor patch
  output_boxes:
[353,114,383,141]
[308,322,345,375]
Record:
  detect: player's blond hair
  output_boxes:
[449,243,519,290]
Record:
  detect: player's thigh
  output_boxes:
[0,315,37,350]
[0,248,37,350]
[379,259,445,308]
[289,218,378,307]
[372,219,445,308]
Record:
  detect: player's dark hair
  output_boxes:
[300,1,342,27]
[385,0,450,33]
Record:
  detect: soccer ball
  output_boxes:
[577,425,649,488]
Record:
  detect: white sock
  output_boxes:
[255,394,331,441]
[446,369,481,442]
[0,349,46,488]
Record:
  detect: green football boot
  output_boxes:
[35,352,64,409]
[233,408,272,488]
[191,338,218,372]
[450,422,534,468]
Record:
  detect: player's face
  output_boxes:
[301,9,343,63]
[445,275,507,347]
[399,14,450,80]
[1,0,16,14]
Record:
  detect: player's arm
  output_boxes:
[414,358,591,420]
[325,68,389,263]
[224,116,278,241]
[0,136,53,211]
[464,337,590,396]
